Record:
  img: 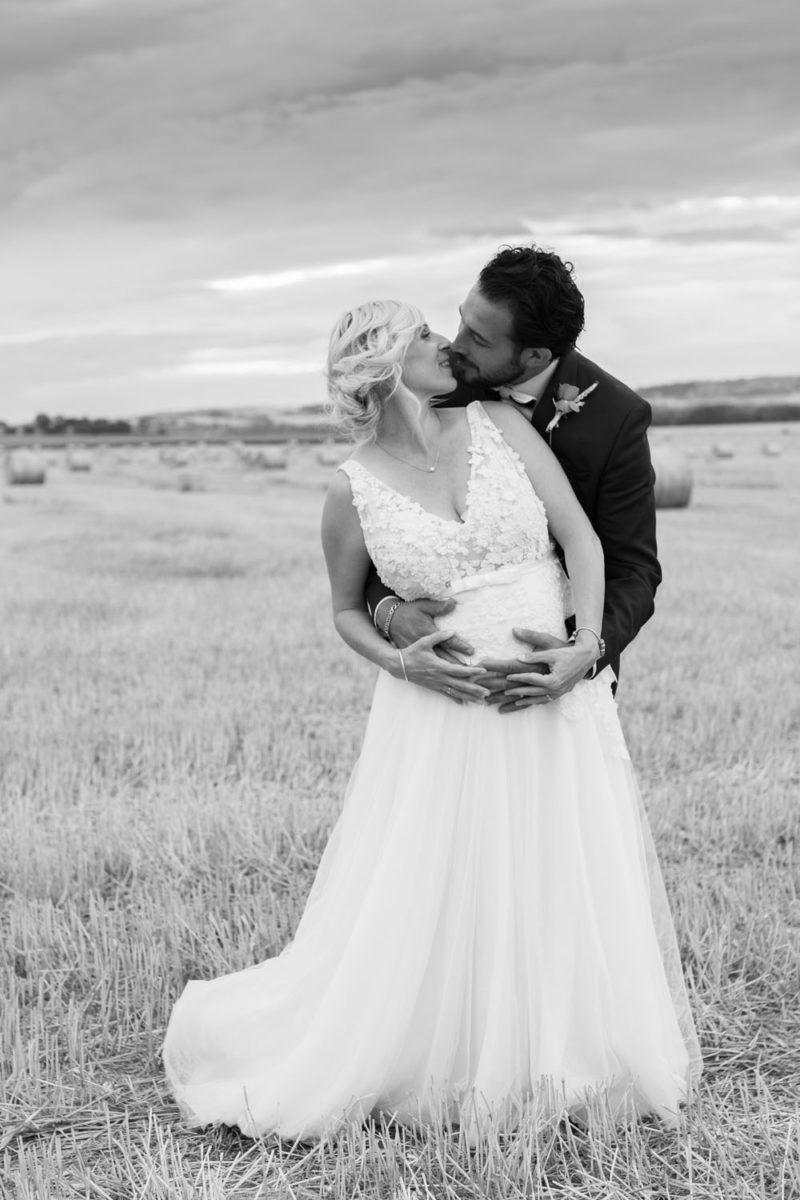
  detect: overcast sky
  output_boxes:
[2,0,798,422]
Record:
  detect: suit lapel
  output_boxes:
[532,349,581,437]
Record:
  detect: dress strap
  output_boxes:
[336,459,372,511]
[466,399,509,443]
[337,458,367,489]
[466,400,529,478]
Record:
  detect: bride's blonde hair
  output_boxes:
[326,300,425,443]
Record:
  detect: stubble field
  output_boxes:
[1,426,799,1199]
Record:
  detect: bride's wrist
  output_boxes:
[570,627,605,662]
[381,643,409,681]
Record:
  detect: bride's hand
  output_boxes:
[503,628,599,711]
[396,630,490,704]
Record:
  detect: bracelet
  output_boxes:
[381,599,403,641]
[372,594,396,632]
[397,648,408,681]
[570,627,606,658]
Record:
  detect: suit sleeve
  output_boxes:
[593,401,662,674]
[364,560,395,621]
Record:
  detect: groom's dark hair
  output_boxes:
[478,245,585,358]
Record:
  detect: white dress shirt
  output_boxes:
[496,359,560,419]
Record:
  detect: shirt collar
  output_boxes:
[497,358,559,404]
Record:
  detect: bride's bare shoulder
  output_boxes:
[324,462,356,503]
[321,466,365,544]
[478,399,535,436]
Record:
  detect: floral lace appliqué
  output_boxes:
[339,402,553,601]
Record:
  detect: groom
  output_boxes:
[366,244,661,710]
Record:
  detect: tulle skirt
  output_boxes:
[163,560,702,1141]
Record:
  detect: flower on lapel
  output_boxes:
[545,381,599,440]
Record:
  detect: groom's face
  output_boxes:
[449,285,528,387]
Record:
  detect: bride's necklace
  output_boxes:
[375,421,442,473]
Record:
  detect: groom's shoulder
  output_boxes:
[574,352,650,422]
[434,380,491,408]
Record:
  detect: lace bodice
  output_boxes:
[339,402,554,601]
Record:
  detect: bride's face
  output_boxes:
[400,324,457,397]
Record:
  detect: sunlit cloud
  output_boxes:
[209,258,393,293]
[0,321,160,346]
[149,359,320,379]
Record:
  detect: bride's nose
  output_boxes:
[436,335,451,350]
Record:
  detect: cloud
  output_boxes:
[209,259,393,293]
[1,0,799,420]
[152,359,318,378]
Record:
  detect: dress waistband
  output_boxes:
[447,551,561,597]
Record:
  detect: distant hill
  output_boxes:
[638,375,800,424]
[259,377,800,431]
[3,376,799,443]
[640,375,800,401]
[101,376,800,435]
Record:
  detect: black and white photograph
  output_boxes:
[2,1,798,1196]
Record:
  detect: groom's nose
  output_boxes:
[450,327,467,355]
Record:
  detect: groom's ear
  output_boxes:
[519,346,552,372]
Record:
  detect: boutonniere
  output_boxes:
[545,381,599,442]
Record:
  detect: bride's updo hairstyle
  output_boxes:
[326,299,425,443]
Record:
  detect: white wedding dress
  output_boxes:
[163,401,702,1140]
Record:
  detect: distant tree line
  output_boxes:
[651,402,800,426]
[641,376,800,400]
[1,413,134,436]
[2,400,798,440]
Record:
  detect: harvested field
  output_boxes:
[1,423,798,1198]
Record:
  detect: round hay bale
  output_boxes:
[711,442,734,460]
[5,450,46,485]
[652,447,693,509]
[257,446,288,470]
[316,444,343,467]
[66,447,92,471]
[237,445,287,469]
[158,447,189,467]
[762,441,782,457]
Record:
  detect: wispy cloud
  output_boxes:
[151,359,320,379]
[209,258,392,293]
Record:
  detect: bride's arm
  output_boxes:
[481,402,605,687]
[320,472,489,700]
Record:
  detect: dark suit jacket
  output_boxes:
[365,349,662,681]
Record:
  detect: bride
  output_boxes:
[163,300,702,1141]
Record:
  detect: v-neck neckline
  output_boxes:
[348,403,484,527]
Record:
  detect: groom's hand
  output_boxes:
[389,598,474,662]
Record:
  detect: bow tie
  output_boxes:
[496,385,539,407]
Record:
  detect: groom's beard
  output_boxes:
[449,350,527,389]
